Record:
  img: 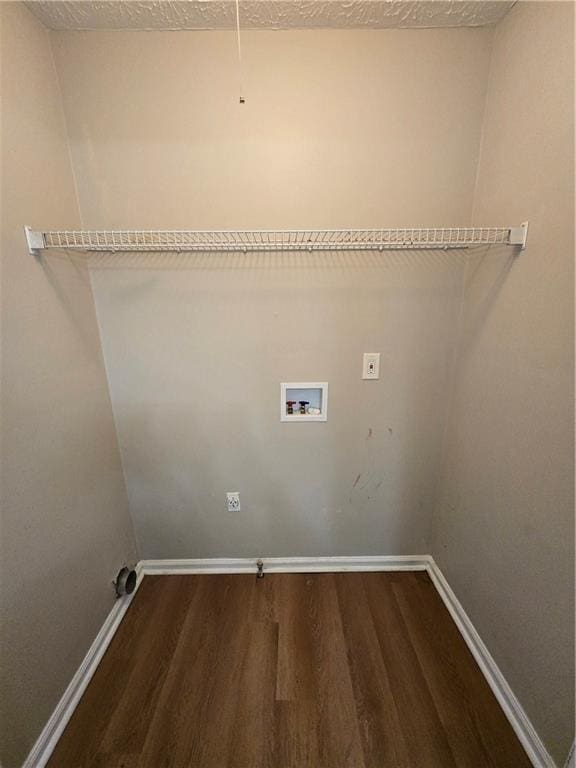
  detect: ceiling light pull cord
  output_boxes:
[235,0,245,104]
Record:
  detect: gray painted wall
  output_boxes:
[52,26,492,558]
[0,6,138,766]
[431,3,575,764]
[90,254,466,558]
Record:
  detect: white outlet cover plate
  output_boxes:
[226,492,241,512]
[362,353,380,379]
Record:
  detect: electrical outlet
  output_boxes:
[362,352,380,379]
[226,492,241,512]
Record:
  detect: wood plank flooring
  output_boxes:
[47,573,532,768]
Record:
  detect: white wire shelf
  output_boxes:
[25,223,528,256]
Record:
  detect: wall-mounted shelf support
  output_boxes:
[24,223,529,256]
[508,221,529,250]
[25,226,46,257]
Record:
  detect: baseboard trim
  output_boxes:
[426,556,556,768]
[140,554,429,575]
[564,741,575,768]
[22,566,144,768]
[23,556,555,768]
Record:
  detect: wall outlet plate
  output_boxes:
[226,492,241,512]
[362,352,380,379]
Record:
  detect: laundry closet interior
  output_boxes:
[1,2,574,767]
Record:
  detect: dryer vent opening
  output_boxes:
[114,566,137,598]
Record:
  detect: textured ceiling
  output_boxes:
[26,1,516,30]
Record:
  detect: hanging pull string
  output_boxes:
[235,0,245,103]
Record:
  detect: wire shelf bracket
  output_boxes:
[24,222,529,257]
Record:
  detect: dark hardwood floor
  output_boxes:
[47,572,532,767]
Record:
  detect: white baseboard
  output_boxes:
[22,567,144,768]
[24,556,557,768]
[426,556,557,768]
[564,742,575,768]
[140,554,429,575]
